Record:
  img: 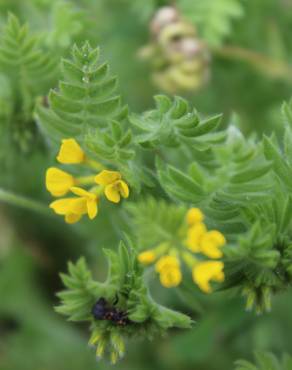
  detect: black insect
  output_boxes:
[92,297,132,326]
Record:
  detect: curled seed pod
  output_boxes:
[139,6,211,93]
[150,6,180,36]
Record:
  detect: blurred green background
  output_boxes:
[1,0,292,369]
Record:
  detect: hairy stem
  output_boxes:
[214,45,292,82]
[0,188,50,216]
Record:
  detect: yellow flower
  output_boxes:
[57,138,86,164]
[186,208,204,226]
[46,167,75,197]
[49,187,98,224]
[138,250,156,265]
[185,222,207,252]
[159,267,182,288]
[192,261,224,293]
[200,230,226,259]
[95,170,121,184]
[95,170,129,203]
[155,255,180,272]
[155,255,182,288]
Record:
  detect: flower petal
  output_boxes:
[46,167,74,197]
[186,208,204,226]
[65,213,82,224]
[70,186,91,197]
[95,170,121,186]
[200,230,225,259]
[155,255,180,272]
[69,198,87,215]
[104,184,121,203]
[192,261,224,293]
[57,138,85,164]
[87,199,98,219]
[159,267,182,288]
[49,198,74,215]
[185,222,207,252]
[117,180,129,199]
[138,250,156,265]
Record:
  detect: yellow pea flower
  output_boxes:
[185,222,207,252]
[155,255,180,272]
[104,181,129,203]
[200,230,226,259]
[49,187,98,224]
[159,267,182,288]
[186,207,204,226]
[46,167,75,197]
[192,261,224,293]
[95,170,129,203]
[70,187,99,219]
[155,254,182,287]
[57,138,86,164]
[95,170,121,184]
[138,250,156,265]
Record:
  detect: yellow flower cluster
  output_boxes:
[138,208,225,293]
[46,139,129,223]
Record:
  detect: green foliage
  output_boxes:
[126,197,187,249]
[2,1,292,368]
[157,125,272,234]
[0,13,57,153]
[130,95,223,148]
[35,41,127,141]
[35,41,155,191]
[84,118,154,190]
[235,352,292,370]
[147,101,292,312]
[223,222,281,313]
[56,258,101,321]
[177,0,244,46]
[0,14,56,109]
[56,242,191,362]
[85,120,134,163]
[218,112,292,311]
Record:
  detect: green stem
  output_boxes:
[181,250,197,269]
[85,159,105,171]
[214,45,292,82]
[89,185,105,197]
[0,188,51,216]
[76,175,96,185]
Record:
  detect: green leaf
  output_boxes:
[56,257,102,322]
[130,95,221,148]
[0,13,57,153]
[0,14,57,93]
[156,129,272,231]
[84,119,135,164]
[263,135,292,191]
[35,42,127,142]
